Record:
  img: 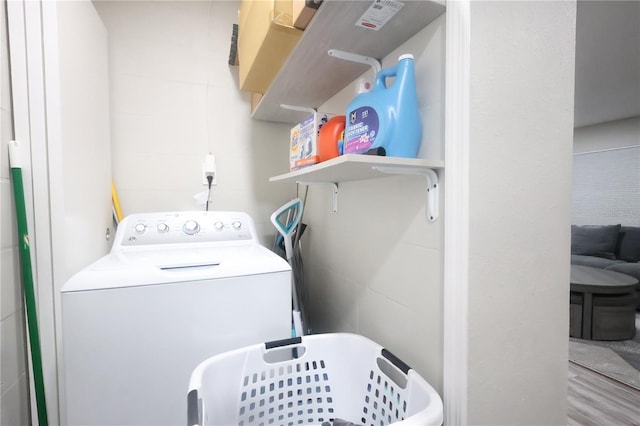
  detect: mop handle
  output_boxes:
[9,141,49,426]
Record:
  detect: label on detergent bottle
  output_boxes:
[344,107,379,154]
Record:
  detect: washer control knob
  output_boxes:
[183,220,200,235]
[134,223,147,234]
[214,221,224,230]
[232,220,242,230]
[157,223,169,233]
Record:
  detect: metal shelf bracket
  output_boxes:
[371,166,440,222]
[327,49,382,73]
[297,181,339,213]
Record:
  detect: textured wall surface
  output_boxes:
[94,0,295,245]
[467,1,576,424]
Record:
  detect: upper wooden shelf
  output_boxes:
[252,0,446,124]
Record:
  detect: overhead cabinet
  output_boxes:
[251,0,446,124]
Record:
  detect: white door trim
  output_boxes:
[443,0,470,425]
[7,1,60,423]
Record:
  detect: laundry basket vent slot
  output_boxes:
[237,359,336,426]
[361,370,408,426]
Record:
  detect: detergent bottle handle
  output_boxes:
[374,64,398,90]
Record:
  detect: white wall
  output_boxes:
[572,116,640,226]
[93,0,295,245]
[467,2,575,424]
[0,1,30,424]
[52,0,114,281]
[303,15,446,392]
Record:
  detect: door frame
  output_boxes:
[443,0,470,424]
[7,1,110,423]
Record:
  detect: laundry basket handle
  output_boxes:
[187,389,200,426]
[265,336,302,349]
[382,348,411,374]
[263,336,306,363]
[376,348,411,390]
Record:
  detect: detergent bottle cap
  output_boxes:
[398,53,414,61]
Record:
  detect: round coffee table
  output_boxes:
[570,265,638,340]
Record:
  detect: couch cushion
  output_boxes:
[617,226,640,262]
[571,224,621,259]
[604,262,640,283]
[571,254,624,269]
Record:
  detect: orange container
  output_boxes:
[317,115,345,162]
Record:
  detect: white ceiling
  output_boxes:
[574,0,640,128]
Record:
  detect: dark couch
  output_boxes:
[571,224,640,309]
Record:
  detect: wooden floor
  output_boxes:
[568,361,640,426]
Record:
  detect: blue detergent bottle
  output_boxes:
[343,54,422,158]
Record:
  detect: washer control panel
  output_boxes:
[116,211,256,247]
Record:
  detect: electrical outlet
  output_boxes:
[202,165,217,185]
[202,154,217,186]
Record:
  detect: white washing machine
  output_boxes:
[60,211,291,426]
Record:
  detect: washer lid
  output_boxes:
[61,244,291,292]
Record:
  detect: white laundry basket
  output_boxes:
[188,333,443,426]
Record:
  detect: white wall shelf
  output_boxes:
[261,1,446,220]
[270,155,444,221]
[252,0,446,124]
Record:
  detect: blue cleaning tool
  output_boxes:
[271,198,303,261]
[270,198,307,337]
